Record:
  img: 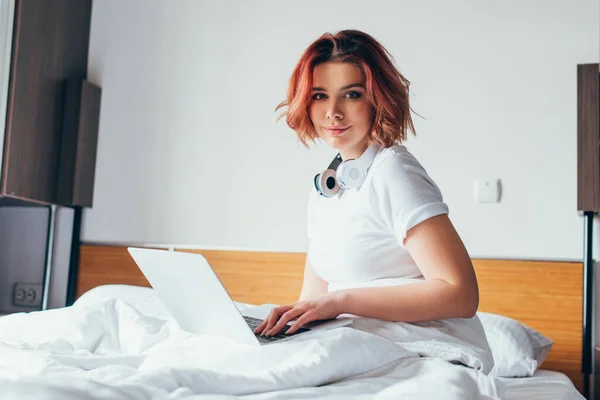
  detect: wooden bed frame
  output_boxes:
[75,244,584,392]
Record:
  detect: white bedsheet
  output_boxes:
[0,285,579,399]
[500,370,584,400]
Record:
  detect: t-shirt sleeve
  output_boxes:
[373,154,449,246]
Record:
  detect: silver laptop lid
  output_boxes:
[127,247,259,346]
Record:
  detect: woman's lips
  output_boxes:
[324,126,350,136]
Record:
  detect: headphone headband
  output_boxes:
[327,154,343,171]
[351,145,379,170]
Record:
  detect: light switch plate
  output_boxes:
[474,179,501,203]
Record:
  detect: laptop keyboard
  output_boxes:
[243,316,310,343]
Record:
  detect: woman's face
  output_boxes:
[309,62,374,160]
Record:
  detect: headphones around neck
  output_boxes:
[314,145,380,198]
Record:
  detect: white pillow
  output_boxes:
[478,311,553,377]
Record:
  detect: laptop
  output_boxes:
[127,247,353,346]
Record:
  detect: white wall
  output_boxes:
[83,0,599,260]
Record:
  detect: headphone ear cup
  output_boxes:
[337,160,366,189]
[314,169,340,198]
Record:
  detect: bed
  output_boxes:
[31,243,582,399]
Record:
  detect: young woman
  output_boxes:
[254,30,480,337]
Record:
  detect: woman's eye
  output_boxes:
[345,91,362,99]
[311,93,326,100]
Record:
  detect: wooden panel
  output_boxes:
[75,244,583,392]
[56,79,101,207]
[1,0,92,204]
[75,245,305,305]
[473,259,583,391]
[179,249,305,305]
[75,245,152,298]
[577,63,600,211]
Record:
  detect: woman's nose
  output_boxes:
[326,101,344,120]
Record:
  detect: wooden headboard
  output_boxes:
[76,244,583,391]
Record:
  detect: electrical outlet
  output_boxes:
[12,282,42,308]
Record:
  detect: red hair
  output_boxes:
[276,30,416,148]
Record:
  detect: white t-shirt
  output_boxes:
[306,144,449,291]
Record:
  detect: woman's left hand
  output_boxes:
[253,292,345,336]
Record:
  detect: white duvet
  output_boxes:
[0,297,505,399]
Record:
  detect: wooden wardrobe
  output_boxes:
[0,0,100,315]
